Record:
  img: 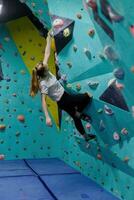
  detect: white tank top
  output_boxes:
[39,71,64,102]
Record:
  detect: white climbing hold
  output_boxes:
[113,132,120,141]
[84,48,91,60]
[104,45,119,61]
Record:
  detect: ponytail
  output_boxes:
[30,69,39,97]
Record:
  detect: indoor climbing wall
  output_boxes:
[20,0,51,29]
[46,1,134,200]
[1,0,134,200]
[0,17,61,160]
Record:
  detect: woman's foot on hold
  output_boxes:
[83,133,96,142]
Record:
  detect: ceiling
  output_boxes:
[0,0,48,37]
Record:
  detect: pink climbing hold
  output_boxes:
[76,83,81,91]
[113,132,120,141]
[17,115,25,122]
[115,82,124,90]
[88,29,95,37]
[130,25,134,36]
[53,18,64,28]
[85,123,91,130]
[121,128,128,135]
[86,0,97,10]
[0,154,5,160]
[104,105,114,115]
[97,154,102,160]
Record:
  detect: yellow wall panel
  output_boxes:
[6,16,60,129]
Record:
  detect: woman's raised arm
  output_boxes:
[43,32,52,66]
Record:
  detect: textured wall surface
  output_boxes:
[0,0,134,200]
[0,17,61,160]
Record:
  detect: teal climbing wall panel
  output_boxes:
[0,23,61,160]
[47,1,134,200]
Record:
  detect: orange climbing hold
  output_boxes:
[17,115,25,122]
[0,124,6,131]
[88,29,95,37]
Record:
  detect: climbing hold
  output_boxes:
[76,13,82,19]
[31,2,36,7]
[104,45,119,61]
[66,83,72,89]
[130,25,134,37]
[66,61,72,68]
[0,154,5,160]
[88,29,95,37]
[85,123,91,130]
[115,82,124,90]
[113,132,120,141]
[22,51,26,56]
[12,93,17,97]
[104,105,114,115]
[14,52,18,57]
[0,117,4,122]
[132,106,134,117]
[73,45,78,52]
[5,77,11,82]
[113,67,125,80]
[4,37,10,42]
[31,56,35,61]
[107,6,124,22]
[97,154,102,160]
[17,115,25,122]
[63,28,71,37]
[130,66,134,73]
[85,0,97,10]
[65,116,70,123]
[53,18,64,28]
[61,74,67,83]
[38,9,43,15]
[85,143,90,149]
[108,78,116,87]
[84,48,91,60]
[40,116,44,122]
[0,124,6,131]
[123,156,130,163]
[0,140,4,144]
[99,120,105,131]
[97,108,103,114]
[20,70,26,75]
[88,80,99,89]
[99,53,106,60]
[76,83,81,91]
[16,132,21,137]
[121,128,128,135]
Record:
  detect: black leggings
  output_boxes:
[57,91,92,135]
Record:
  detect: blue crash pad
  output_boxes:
[0,176,54,200]
[0,160,34,177]
[25,158,79,175]
[41,174,120,200]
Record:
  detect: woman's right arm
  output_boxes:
[43,32,52,66]
[41,94,52,127]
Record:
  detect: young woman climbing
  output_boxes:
[30,31,96,142]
